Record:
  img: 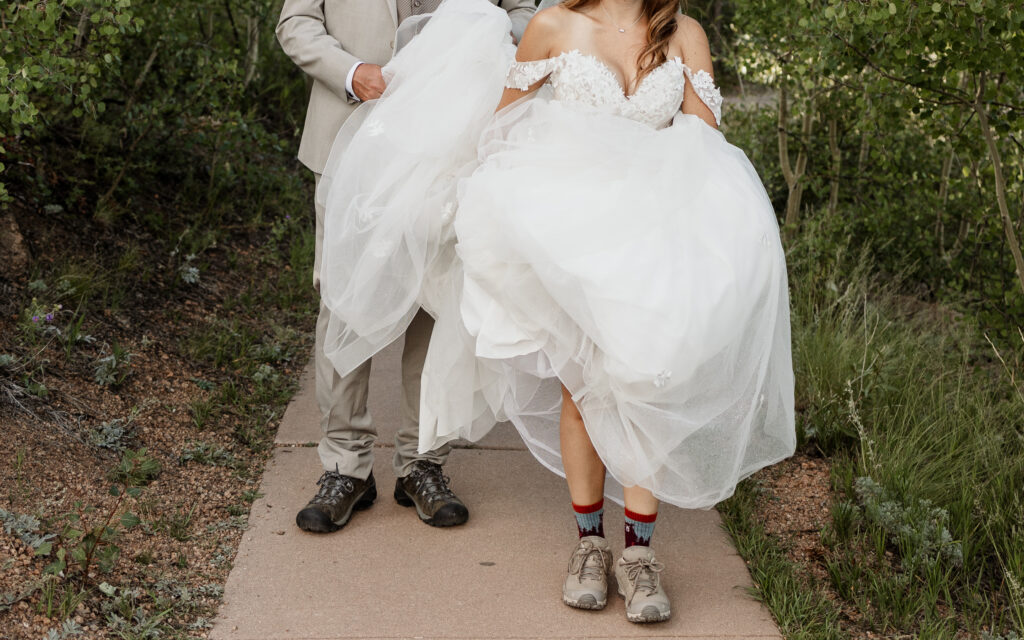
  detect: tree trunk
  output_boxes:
[937,73,971,259]
[243,14,260,88]
[778,84,814,238]
[828,117,841,217]
[936,146,954,255]
[975,73,1024,296]
[857,132,870,174]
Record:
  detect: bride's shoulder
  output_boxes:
[671,14,713,70]
[517,4,573,60]
[526,3,575,36]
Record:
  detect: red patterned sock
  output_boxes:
[572,499,605,538]
[624,508,657,547]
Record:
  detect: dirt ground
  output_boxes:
[0,201,314,639]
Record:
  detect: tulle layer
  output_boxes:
[318,0,795,509]
[316,0,516,373]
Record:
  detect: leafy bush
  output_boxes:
[108,448,161,487]
[2,0,308,235]
[731,0,1024,330]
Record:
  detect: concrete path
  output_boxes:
[211,341,782,640]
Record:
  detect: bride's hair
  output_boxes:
[562,0,682,90]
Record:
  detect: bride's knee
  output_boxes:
[560,385,584,425]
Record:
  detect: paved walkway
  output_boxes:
[210,342,782,639]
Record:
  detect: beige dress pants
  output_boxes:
[313,173,451,480]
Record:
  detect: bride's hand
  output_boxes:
[352,63,386,101]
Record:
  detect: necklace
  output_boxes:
[601,2,643,33]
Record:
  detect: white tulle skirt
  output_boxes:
[318,0,795,509]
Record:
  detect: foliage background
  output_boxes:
[1,0,307,230]
[2,0,1022,638]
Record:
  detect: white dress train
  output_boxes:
[317,0,796,509]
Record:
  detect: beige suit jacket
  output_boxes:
[277,0,535,173]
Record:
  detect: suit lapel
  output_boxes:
[386,0,398,25]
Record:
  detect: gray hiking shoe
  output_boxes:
[615,545,671,623]
[563,536,613,610]
[394,461,469,527]
[295,470,376,533]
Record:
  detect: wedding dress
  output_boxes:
[317,0,795,509]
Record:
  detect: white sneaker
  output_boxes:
[562,536,613,610]
[615,545,671,623]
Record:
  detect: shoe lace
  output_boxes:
[623,556,665,595]
[405,462,455,506]
[310,470,355,505]
[567,540,609,581]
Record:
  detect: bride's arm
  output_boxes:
[495,7,562,111]
[676,17,721,129]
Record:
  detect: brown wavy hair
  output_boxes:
[562,0,682,91]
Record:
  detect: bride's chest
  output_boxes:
[547,51,687,128]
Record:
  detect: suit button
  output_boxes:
[389,40,395,49]
[413,0,421,6]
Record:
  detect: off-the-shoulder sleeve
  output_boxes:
[505,58,557,91]
[683,67,723,126]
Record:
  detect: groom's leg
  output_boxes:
[313,172,377,477]
[295,174,377,533]
[315,305,375,479]
[392,308,467,526]
[393,308,449,476]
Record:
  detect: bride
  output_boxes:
[316,0,795,623]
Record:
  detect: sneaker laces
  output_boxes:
[567,539,609,581]
[310,470,355,505]
[405,462,455,506]
[623,556,665,595]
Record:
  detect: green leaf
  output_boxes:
[44,558,66,575]
[120,512,141,528]
[34,541,53,556]
[98,582,117,596]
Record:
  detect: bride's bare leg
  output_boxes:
[559,385,605,504]
[622,485,659,517]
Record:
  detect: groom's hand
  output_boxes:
[352,64,386,101]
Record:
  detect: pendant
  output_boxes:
[618,28,625,33]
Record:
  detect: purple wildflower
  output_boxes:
[31,315,40,323]
[45,313,54,323]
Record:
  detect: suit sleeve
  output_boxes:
[500,0,536,42]
[276,0,361,103]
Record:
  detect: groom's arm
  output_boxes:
[276,0,361,103]
[500,0,536,43]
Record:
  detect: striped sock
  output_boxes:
[624,508,657,547]
[572,499,605,538]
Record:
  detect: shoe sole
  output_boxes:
[563,593,607,610]
[394,487,468,527]
[295,485,377,533]
[617,588,671,623]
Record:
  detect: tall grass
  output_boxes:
[730,216,1024,636]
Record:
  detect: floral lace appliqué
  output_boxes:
[682,67,722,126]
[505,58,557,91]
[503,50,724,129]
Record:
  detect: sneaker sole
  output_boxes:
[394,487,468,527]
[296,486,376,533]
[617,589,671,623]
[563,593,607,610]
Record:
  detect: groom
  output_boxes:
[276,0,535,534]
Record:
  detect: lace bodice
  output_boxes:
[506,49,722,129]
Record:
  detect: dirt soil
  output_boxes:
[0,200,314,639]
